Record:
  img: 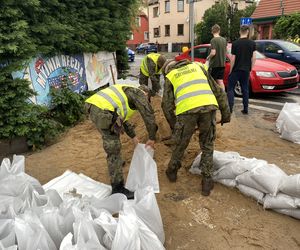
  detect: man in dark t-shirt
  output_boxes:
[207,24,227,91]
[227,25,256,114]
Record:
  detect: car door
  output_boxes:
[190,46,209,63]
[264,42,285,61]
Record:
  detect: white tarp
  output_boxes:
[276,102,300,144]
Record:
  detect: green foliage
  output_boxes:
[49,87,85,127]
[195,1,256,43]
[274,13,300,39]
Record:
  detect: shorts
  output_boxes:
[210,67,225,81]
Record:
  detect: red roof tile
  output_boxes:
[252,0,300,19]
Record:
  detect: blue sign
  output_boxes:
[240,17,252,26]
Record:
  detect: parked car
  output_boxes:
[136,43,158,54]
[255,40,300,73]
[126,47,135,62]
[175,44,299,96]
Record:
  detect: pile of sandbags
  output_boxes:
[0,144,164,250]
[276,102,300,144]
[190,151,300,219]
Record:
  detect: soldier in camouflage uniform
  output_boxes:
[139,53,166,97]
[161,59,231,196]
[86,85,157,199]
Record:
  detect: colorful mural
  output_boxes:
[12,52,117,105]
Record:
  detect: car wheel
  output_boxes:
[234,81,243,97]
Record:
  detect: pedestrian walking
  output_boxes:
[207,24,227,91]
[227,25,256,114]
[139,53,166,98]
[161,59,231,196]
[85,84,157,199]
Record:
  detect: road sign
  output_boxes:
[240,17,252,26]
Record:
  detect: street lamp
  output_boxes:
[227,0,239,42]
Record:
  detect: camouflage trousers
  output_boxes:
[168,110,216,178]
[139,71,161,96]
[90,105,124,185]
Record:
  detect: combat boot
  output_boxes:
[165,168,178,182]
[112,181,134,200]
[201,177,214,196]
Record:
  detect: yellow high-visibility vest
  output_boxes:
[140,53,162,77]
[166,63,218,115]
[85,85,136,121]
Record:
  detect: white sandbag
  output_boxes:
[0,220,15,248]
[236,163,287,196]
[125,144,159,193]
[0,196,24,219]
[131,187,165,244]
[59,233,76,250]
[40,207,65,249]
[46,189,63,207]
[279,174,300,198]
[237,184,265,204]
[15,211,56,250]
[94,209,118,248]
[276,103,300,144]
[215,179,237,188]
[72,208,106,250]
[43,170,111,199]
[111,211,140,250]
[0,242,17,250]
[273,208,300,220]
[263,193,296,209]
[88,193,127,216]
[0,155,25,180]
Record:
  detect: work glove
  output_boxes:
[220,114,231,126]
[111,116,124,135]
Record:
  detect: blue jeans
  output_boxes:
[227,70,250,112]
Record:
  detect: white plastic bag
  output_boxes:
[279,174,300,198]
[237,184,265,204]
[276,103,300,144]
[131,187,165,244]
[125,144,159,193]
[263,193,296,209]
[0,155,25,180]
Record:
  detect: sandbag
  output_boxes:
[15,211,56,250]
[0,219,15,248]
[43,170,111,199]
[0,241,17,250]
[279,174,300,198]
[215,179,237,188]
[0,155,25,180]
[131,187,165,243]
[273,208,300,220]
[263,193,296,209]
[237,184,265,204]
[125,144,159,193]
[276,103,300,144]
[236,163,287,196]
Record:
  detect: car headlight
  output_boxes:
[256,71,275,78]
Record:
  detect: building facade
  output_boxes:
[148,0,250,51]
[252,0,300,39]
[126,12,149,49]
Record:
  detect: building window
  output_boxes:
[144,31,149,40]
[154,27,160,38]
[165,25,170,36]
[135,17,141,27]
[153,6,159,17]
[177,24,184,36]
[165,1,170,13]
[177,0,184,12]
[129,32,134,40]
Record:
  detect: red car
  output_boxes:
[175,44,299,96]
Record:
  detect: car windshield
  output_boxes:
[277,41,300,52]
[227,47,266,59]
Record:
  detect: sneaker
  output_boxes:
[165,168,177,182]
[201,177,214,196]
[241,110,248,115]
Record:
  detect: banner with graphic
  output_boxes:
[12,52,117,105]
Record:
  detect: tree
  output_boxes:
[274,13,300,39]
